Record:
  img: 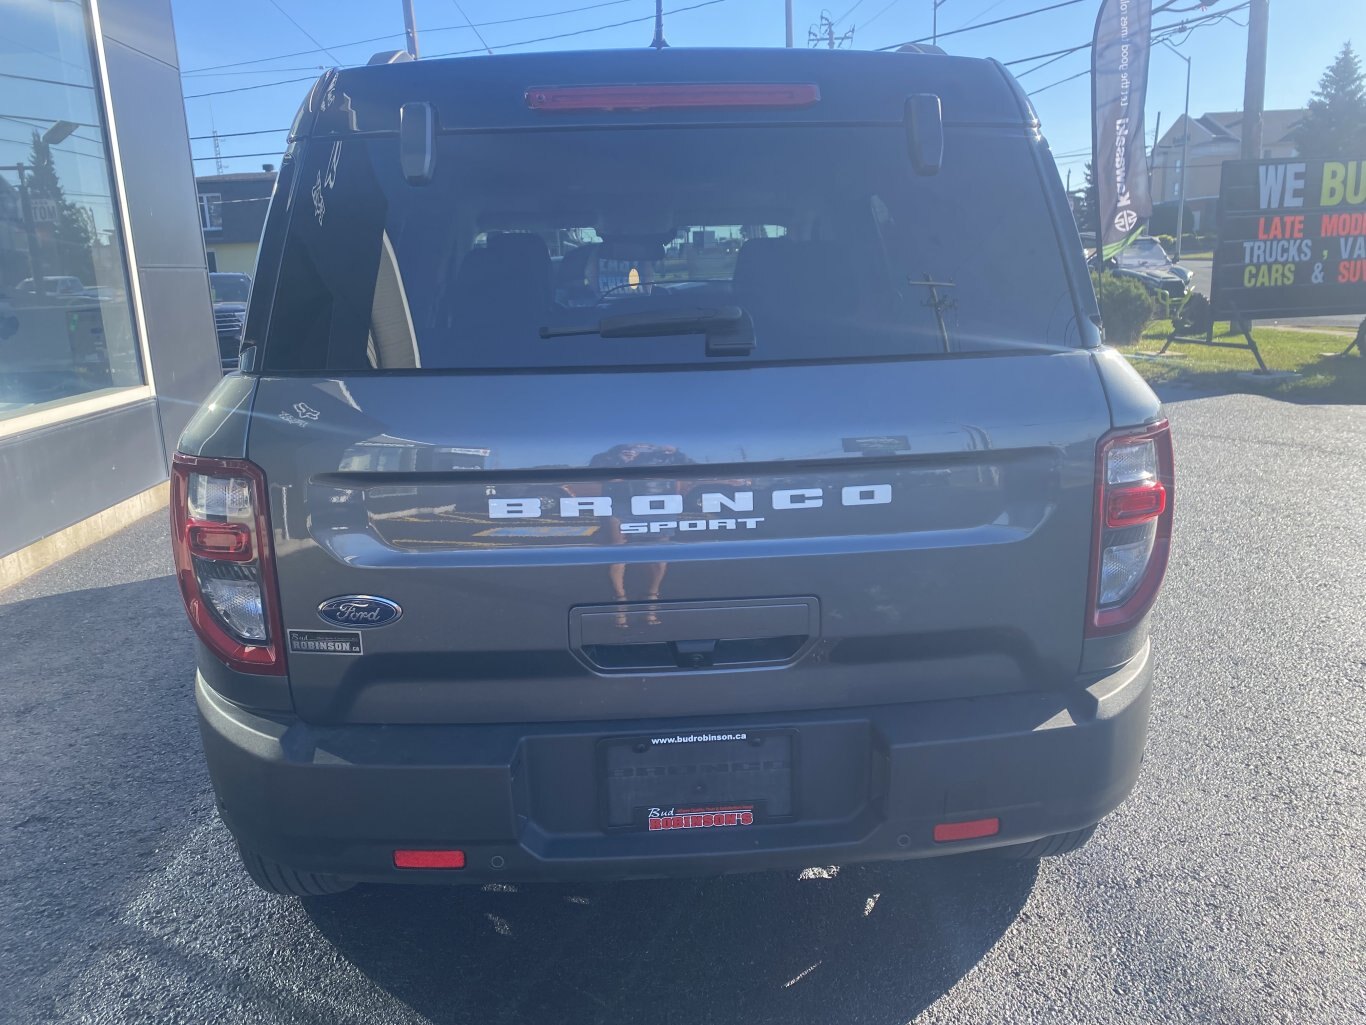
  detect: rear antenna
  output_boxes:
[650,0,669,49]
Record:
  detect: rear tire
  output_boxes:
[236,844,356,896]
[996,824,1097,860]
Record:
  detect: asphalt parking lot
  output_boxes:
[2,390,1363,1025]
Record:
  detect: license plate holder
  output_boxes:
[599,730,797,831]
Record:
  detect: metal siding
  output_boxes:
[0,402,165,557]
[100,38,206,269]
[137,267,224,454]
[96,0,179,68]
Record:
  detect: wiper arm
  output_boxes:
[540,306,755,356]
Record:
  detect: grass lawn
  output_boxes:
[1113,320,1366,404]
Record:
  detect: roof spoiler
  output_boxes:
[896,43,947,56]
[369,49,415,66]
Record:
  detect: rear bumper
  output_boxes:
[197,644,1152,883]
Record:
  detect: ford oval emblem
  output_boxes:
[317,595,402,629]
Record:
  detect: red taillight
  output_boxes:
[394,849,466,869]
[1086,421,1175,636]
[933,818,1000,843]
[186,520,254,561]
[1105,480,1167,528]
[525,83,821,112]
[170,453,286,675]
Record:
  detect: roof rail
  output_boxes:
[369,50,415,66]
[896,43,947,56]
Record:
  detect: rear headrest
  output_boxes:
[733,238,858,314]
[452,232,552,312]
[486,231,552,270]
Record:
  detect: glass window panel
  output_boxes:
[0,0,144,422]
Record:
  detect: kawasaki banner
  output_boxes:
[1091,0,1153,259]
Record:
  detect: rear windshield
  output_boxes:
[260,125,1079,371]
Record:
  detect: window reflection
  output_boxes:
[0,0,143,421]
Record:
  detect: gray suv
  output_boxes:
[172,48,1173,896]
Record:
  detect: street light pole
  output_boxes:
[785,0,793,47]
[401,0,419,58]
[1161,40,1192,262]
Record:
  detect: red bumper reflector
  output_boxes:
[933,818,1000,843]
[526,83,821,112]
[1106,481,1168,527]
[393,849,466,869]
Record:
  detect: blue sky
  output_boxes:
[172,0,1366,183]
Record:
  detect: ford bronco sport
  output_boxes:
[173,47,1173,895]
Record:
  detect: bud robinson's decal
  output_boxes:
[288,630,362,655]
[647,805,756,831]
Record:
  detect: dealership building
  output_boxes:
[1,0,221,584]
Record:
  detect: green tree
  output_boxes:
[1292,42,1366,158]
[23,130,95,283]
[1072,161,1099,235]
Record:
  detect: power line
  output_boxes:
[192,150,284,162]
[1004,3,1250,69]
[1013,48,1077,78]
[183,75,318,100]
[182,0,637,74]
[450,0,494,55]
[182,0,726,95]
[953,0,1013,32]
[878,0,1089,49]
[859,0,904,32]
[1027,67,1089,96]
[189,127,291,141]
[264,0,344,64]
[832,0,871,27]
[426,0,728,59]
[183,66,326,77]
[1003,43,1089,67]
[0,70,95,90]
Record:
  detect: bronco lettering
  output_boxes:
[488,486,892,519]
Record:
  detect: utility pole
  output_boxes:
[9,163,42,295]
[211,129,224,175]
[808,11,854,49]
[1149,110,1161,201]
[785,0,793,47]
[1160,40,1192,259]
[1240,0,1269,162]
[932,0,946,46]
[402,0,419,58]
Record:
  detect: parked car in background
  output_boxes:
[209,271,252,370]
[15,275,88,301]
[1082,233,1191,304]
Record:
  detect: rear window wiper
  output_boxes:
[540,306,755,356]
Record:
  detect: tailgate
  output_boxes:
[248,352,1110,724]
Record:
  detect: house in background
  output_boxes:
[1149,110,1301,232]
[195,169,276,274]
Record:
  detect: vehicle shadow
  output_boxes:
[305,854,1037,1025]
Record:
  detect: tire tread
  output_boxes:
[999,824,1098,860]
[237,845,355,896]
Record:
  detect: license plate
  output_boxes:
[600,730,795,831]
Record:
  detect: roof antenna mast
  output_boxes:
[650,0,668,49]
